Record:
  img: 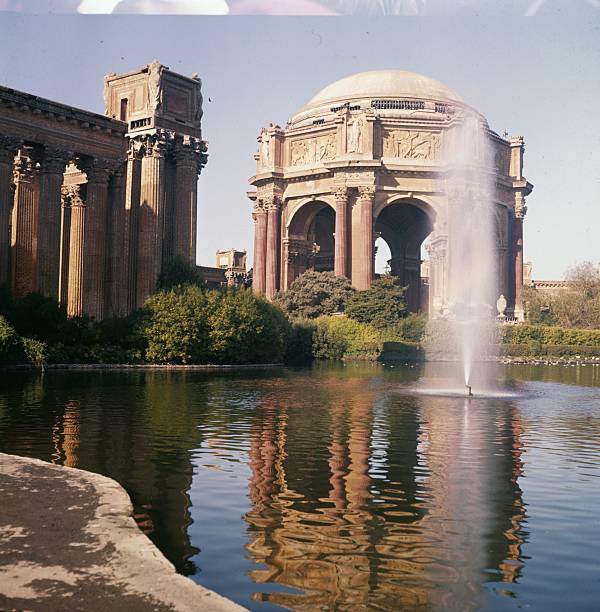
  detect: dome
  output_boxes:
[305,70,464,108]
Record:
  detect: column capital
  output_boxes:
[264,195,282,212]
[127,137,145,161]
[39,146,72,175]
[0,135,23,163]
[514,192,527,220]
[334,186,348,202]
[81,158,120,185]
[143,130,174,159]
[61,184,84,208]
[12,154,37,183]
[357,185,376,200]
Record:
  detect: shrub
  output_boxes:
[0,315,21,364]
[312,315,382,359]
[276,271,355,319]
[345,276,407,329]
[142,286,210,364]
[21,337,48,366]
[208,290,291,364]
[389,313,428,342]
[8,292,71,344]
[285,320,316,364]
[502,325,600,347]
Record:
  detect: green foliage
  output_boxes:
[208,289,291,364]
[0,315,21,364]
[157,256,205,291]
[388,313,428,342]
[21,337,48,366]
[284,320,316,364]
[7,292,73,344]
[276,271,355,319]
[502,325,600,347]
[502,344,600,358]
[524,262,600,329]
[345,276,407,329]
[312,315,382,360]
[142,286,210,364]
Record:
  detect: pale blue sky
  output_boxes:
[1,15,599,278]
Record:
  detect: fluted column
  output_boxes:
[0,136,21,286]
[11,151,39,298]
[59,185,75,306]
[513,193,527,321]
[356,186,376,291]
[82,159,113,320]
[67,186,85,317]
[334,186,349,278]
[107,166,126,317]
[137,134,168,308]
[173,137,202,264]
[253,201,268,295]
[265,196,281,300]
[37,146,70,300]
[124,138,143,313]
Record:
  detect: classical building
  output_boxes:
[198,249,248,288]
[249,70,533,319]
[0,61,207,319]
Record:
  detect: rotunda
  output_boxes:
[249,70,533,318]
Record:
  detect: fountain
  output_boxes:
[421,112,499,398]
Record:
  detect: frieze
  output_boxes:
[383,129,441,161]
[290,133,336,166]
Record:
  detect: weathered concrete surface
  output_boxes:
[0,453,246,612]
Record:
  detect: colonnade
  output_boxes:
[0,131,203,319]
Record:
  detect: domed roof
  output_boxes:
[305,70,463,108]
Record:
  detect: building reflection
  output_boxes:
[244,377,527,610]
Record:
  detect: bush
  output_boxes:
[502,325,600,347]
[276,271,355,319]
[285,320,316,364]
[389,313,428,342]
[0,315,22,364]
[208,289,291,364]
[21,337,48,366]
[142,286,210,364]
[312,315,381,359]
[345,276,407,329]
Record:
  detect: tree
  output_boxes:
[208,289,291,364]
[157,256,205,291]
[142,286,210,364]
[345,276,407,328]
[276,271,355,319]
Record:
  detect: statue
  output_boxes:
[260,129,270,165]
[347,115,364,153]
[147,60,163,115]
[496,294,508,320]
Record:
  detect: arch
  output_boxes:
[374,198,435,313]
[284,199,336,287]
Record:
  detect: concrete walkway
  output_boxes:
[0,453,246,612]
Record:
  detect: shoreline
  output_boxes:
[0,453,246,612]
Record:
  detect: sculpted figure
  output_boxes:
[147,60,163,114]
[347,115,364,154]
[260,129,270,164]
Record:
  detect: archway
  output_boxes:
[375,200,434,313]
[286,200,335,286]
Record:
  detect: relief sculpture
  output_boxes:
[290,133,336,166]
[383,130,441,160]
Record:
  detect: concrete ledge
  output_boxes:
[0,453,246,612]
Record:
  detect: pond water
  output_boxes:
[1,362,600,611]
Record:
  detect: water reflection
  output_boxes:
[1,364,600,610]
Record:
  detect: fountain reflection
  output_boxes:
[244,377,527,610]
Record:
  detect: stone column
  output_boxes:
[173,137,202,264]
[334,186,349,278]
[253,201,268,295]
[67,186,85,317]
[265,196,281,300]
[0,136,21,286]
[59,185,75,306]
[356,186,376,291]
[82,160,113,320]
[11,151,39,298]
[37,146,70,300]
[513,193,527,321]
[123,138,143,313]
[136,134,169,308]
[107,166,126,317]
